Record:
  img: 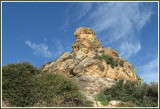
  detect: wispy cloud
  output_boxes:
[73,2,93,22]
[63,2,153,59]
[119,41,141,59]
[25,40,69,59]
[88,3,152,33]
[138,57,158,83]
[59,2,93,32]
[25,40,52,58]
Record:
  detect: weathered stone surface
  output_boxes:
[72,27,103,54]
[42,27,138,102]
[72,76,116,100]
[109,100,121,106]
[93,101,104,107]
[73,57,97,76]
[43,52,73,74]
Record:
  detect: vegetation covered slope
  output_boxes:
[96,79,158,107]
[2,62,92,107]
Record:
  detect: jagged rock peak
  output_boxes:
[72,27,103,54]
[74,27,96,37]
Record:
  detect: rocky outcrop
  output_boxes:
[72,27,103,54]
[42,27,138,102]
[72,76,116,100]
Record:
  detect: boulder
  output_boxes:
[109,100,121,106]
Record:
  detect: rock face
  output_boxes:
[43,27,138,101]
[72,76,116,100]
[72,27,103,54]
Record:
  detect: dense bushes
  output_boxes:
[2,62,40,106]
[94,54,124,68]
[31,73,92,107]
[2,62,92,107]
[97,79,158,107]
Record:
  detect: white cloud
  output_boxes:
[86,3,152,58]
[25,40,69,59]
[119,41,141,59]
[25,40,52,58]
[64,2,153,59]
[87,2,152,33]
[138,57,158,83]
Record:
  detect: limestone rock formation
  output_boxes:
[42,27,138,101]
[72,27,103,54]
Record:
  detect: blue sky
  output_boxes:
[2,2,159,83]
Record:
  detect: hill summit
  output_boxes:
[42,27,138,101]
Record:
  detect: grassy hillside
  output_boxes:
[2,62,92,107]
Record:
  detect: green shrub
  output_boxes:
[119,60,124,67]
[137,76,145,85]
[94,92,109,106]
[2,62,41,107]
[2,62,92,107]
[102,55,117,68]
[124,59,128,62]
[97,63,105,71]
[94,54,124,68]
[98,80,158,107]
[89,28,93,31]
[31,73,92,107]
[101,100,109,106]
[134,68,138,73]
[90,40,98,43]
